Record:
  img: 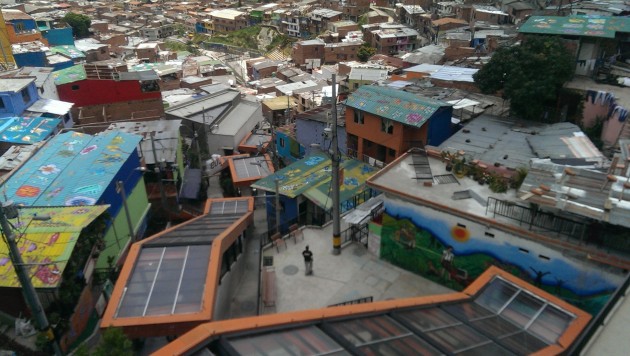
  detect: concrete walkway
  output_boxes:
[261,223,452,314]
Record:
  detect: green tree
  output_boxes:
[473,36,574,121]
[94,328,134,356]
[357,43,377,62]
[63,12,91,38]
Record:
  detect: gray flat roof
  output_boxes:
[165,90,240,125]
[105,119,182,164]
[215,101,261,136]
[0,78,34,92]
[439,115,604,170]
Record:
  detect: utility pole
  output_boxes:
[0,202,63,355]
[331,74,341,255]
[275,177,281,234]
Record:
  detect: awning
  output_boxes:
[342,195,384,225]
[27,98,73,115]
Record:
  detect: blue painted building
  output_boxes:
[12,49,47,69]
[39,20,74,46]
[275,127,305,164]
[1,131,150,270]
[252,153,378,234]
[0,77,39,118]
[295,104,347,158]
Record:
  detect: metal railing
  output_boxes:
[328,296,373,307]
[486,197,586,239]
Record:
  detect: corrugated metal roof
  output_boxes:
[52,64,87,85]
[165,90,240,125]
[27,98,73,115]
[0,144,39,171]
[2,131,142,206]
[50,45,85,59]
[252,152,377,203]
[345,85,448,128]
[105,120,181,164]
[439,115,604,169]
[0,117,60,144]
[0,205,109,288]
[519,15,630,39]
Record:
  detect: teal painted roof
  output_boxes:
[251,152,377,203]
[50,45,85,59]
[2,131,142,206]
[519,15,630,38]
[0,117,60,144]
[345,85,449,128]
[52,64,86,85]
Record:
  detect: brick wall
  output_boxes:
[292,43,324,65]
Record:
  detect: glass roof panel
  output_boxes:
[210,199,250,215]
[455,342,514,356]
[424,324,490,353]
[328,315,410,347]
[528,305,574,344]
[500,291,544,328]
[470,315,520,339]
[394,307,461,332]
[474,278,518,313]
[174,246,212,314]
[116,247,162,318]
[443,302,494,322]
[116,245,211,318]
[358,335,442,356]
[499,331,549,355]
[228,326,348,356]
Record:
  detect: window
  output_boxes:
[21,88,30,104]
[388,148,396,157]
[0,99,5,110]
[381,119,393,134]
[14,23,24,32]
[279,137,285,148]
[353,110,364,124]
[71,85,80,90]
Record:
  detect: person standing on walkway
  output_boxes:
[302,245,313,275]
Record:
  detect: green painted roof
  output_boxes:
[52,64,86,85]
[345,85,448,128]
[519,15,630,39]
[251,153,377,202]
[50,45,85,59]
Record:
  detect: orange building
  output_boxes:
[155,266,591,355]
[1,9,47,45]
[344,85,453,166]
[100,197,254,337]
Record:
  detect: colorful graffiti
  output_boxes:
[377,204,619,314]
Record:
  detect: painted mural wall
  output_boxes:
[372,195,624,314]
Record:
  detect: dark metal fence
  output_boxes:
[486,197,586,239]
[328,296,373,307]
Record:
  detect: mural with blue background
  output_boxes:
[376,197,623,314]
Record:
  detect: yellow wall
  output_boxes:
[0,12,16,69]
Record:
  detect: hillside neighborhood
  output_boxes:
[0,0,629,355]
